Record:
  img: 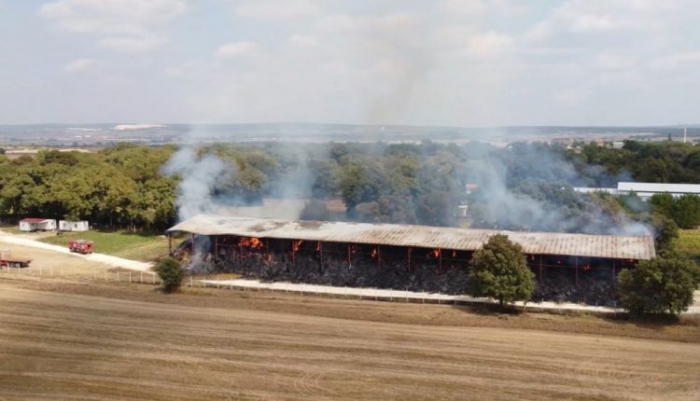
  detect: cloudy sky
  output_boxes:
[1,0,699,126]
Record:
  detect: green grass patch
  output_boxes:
[676,229,700,262]
[0,225,24,235]
[40,230,179,262]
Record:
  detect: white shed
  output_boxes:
[59,220,89,232]
[19,218,57,232]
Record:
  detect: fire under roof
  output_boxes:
[167,214,656,260]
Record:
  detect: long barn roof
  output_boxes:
[167,214,656,260]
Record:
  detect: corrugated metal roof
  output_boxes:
[20,218,53,224]
[167,214,656,260]
[617,182,700,194]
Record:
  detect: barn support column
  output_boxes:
[538,255,543,282]
[612,260,616,286]
[347,244,351,267]
[168,233,172,256]
[238,237,243,263]
[439,249,443,271]
[575,256,579,286]
[318,242,323,272]
[213,236,218,257]
[407,247,412,272]
[292,242,297,267]
[377,247,381,269]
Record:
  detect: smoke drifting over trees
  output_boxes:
[160,139,696,242]
[464,142,650,235]
[162,148,235,220]
[0,138,697,243]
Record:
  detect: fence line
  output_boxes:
[0,265,617,312]
[0,265,163,286]
[3,265,697,315]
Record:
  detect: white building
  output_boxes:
[19,218,57,232]
[59,220,89,232]
[572,187,619,196]
[617,182,700,200]
[574,182,700,200]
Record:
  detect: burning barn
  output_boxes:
[166,214,656,306]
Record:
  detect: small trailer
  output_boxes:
[0,250,32,268]
[69,239,94,255]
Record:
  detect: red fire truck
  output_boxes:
[69,239,94,255]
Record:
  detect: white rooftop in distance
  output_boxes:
[617,182,700,194]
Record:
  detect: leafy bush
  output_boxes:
[618,257,698,317]
[468,234,534,307]
[647,213,679,255]
[155,257,185,294]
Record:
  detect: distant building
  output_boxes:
[572,187,618,196]
[612,141,624,149]
[19,218,57,232]
[573,182,700,200]
[59,220,89,232]
[617,182,700,200]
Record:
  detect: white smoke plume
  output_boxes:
[464,141,652,236]
[162,147,235,220]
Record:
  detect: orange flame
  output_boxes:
[432,249,441,258]
[371,248,378,258]
[265,253,274,263]
[241,237,264,249]
[293,240,303,251]
[316,242,322,251]
[452,250,457,258]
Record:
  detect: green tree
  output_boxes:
[618,257,698,317]
[649,193,675,219]
[648,214,679,255]
[468,234,534,307]
[672,194,700,229]
[155,257,185,294]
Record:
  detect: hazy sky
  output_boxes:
[1,0,699,126]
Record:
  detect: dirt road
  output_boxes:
[0,234,153,271]
[0,283,698,401]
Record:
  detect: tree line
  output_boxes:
[0,140,698,238]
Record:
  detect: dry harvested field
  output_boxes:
[1,240,700,400]
[0,281,699,400]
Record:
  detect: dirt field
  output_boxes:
[0,282,699,401]
[1,240,700,400]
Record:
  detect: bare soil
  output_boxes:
[0,240,699,400]
[0,239,114,278]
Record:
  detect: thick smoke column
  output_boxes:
[162,147,235,221]
[465,142,652,236]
